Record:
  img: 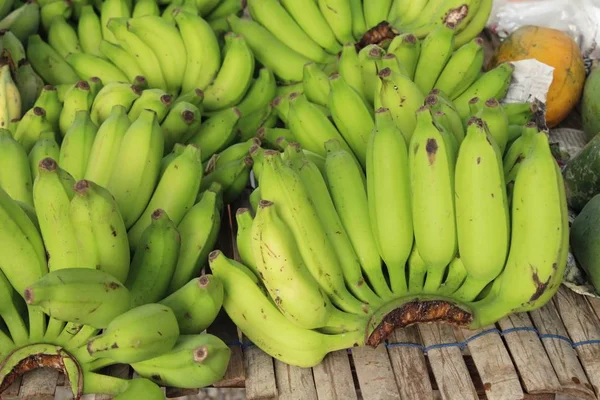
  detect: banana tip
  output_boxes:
[198,275,210,287]
[467,116,485,128]
[425,94,438,106]
[236,208,249,216]
[193,346,208,363]
[161,94,173,106]
[208,250,221,263]
[258,200,273,208]
[468,97,480,105]
[33,107,46,116]
[375,107,389,114]
[485,98,500,107]
[378,67,392,78]
[403,34,417,44]
[76,80,91,91]
[74,180,90,194]
[288,92,301,101]
[23,288,34,304]
[151,209,165,220]
[39,157,58,172]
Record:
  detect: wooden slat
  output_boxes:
[386,326,433,400]
[529,301,596,399]
[553,287,600,396]
[17,368,59,400]
[208,310,245,389]
[418,323,478,400]
[497,313,562,394]
[244,345,278,400]
[274,360,318,400]
[311,350,357,400]
[461,326,524,400]
[2,375,22,399]
[351,344,401,400]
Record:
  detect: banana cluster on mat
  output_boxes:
[229,0,492,83]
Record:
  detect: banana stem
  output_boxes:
[2,309,30,346]
[27,305,46,343]
[387,262,408,295]
[83,372,129,396]
[68,325,100,349]
[452,277,490,303]
[56,322,83,344]
[325,309,370,333]
[422,267,446,293]
[0,329,15,357]
[44,318,67,344]
[323,329,365,353]
[82,357,118,372]
[408,266,426,293]
[69,345,97,366]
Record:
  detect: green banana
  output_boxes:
[33,85,62,134]
[476,98,509,154]
[0,269,29,346]
[413,22,456,94]
[59,109,97,181]
[14,60,43,114]
[28,131,60,182]
[47,15,81,58]
[100,0,131,45]
[40,0,70,32]
[363,0,391,30]
[198,156,252,204]
[65,52,129,84]
[126,209,180,307]
[14,106,53,152]
[2,30,25,62]
[387,33,420,81]
[236,67,277,117]
[257,126,296,149]
[187,107,241,162]
[434,37,484,98]
[0,129,33,206]
[235,207,257,274]
[99,40,145,84]
[90,82,142,125]
[24,268,130,328]
[78,5,104,57]
[349,0,366,38]
[358,44,384,106]
[161,100,201,153]
[338,43,365,101]
[133,0,159,17]
[128,88,173,122]
[0,61,22,131]
[1,0,39,42]
[303,62,330,108]
[59,80,93,136]
[318,0,354,44]
[280,0,341,54]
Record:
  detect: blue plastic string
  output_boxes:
[226,326,600,354]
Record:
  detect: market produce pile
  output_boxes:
[0,0,574,397]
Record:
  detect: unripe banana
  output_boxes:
[14,60,43,115]
[413,22,456,94]
[47,15,81,58]
[453,0,493,48]
[1,30,25,62]
[358,45,384,106]
[90,82,142,125]
[24,268,130,328]
[78,5,104,58]
[503,122,538,180]
[0,61,21,130]
[349,0,366,38]
[378,52,408,76]
[248,0,335,64]
[85,105,131,187]
[70,180,131,283]
[131,333,230,388]
[504,102,538,126]
[33,85,62,134]
[0,129,33,206]
[199,157,252,204]
[168,184,222,293]
[196,0,219,15]
[205,0,243,20]
[436,256,468,296]
[318,0,354,44]
[108,17,168,92]
[161,100,201,153]
[100,0,131,45]
[363,0,391,31]
[338,43,365,101]
[174,88,205,110]
[107,109,164,227]
[59,110,97,181]
[29,131,60,182]
[434,37,484,98]
[377,67,425,143]
[113,378,165,399]
[328,73,374,168]
[409,107,457,293]
[128,88,173,122]
[14,107,53,152]
[161,275,223,334]
[126,209,180,307]
[476,98,509,154]
[425,92,465,144]
[133,0,160,17]
[235,207,257,275]
[187,107,241,162]
[1,0,39,42]
[237,67,277,118]
[209,250,365,368]
[127,144,203,250]
[257,126,295,149]
[259,150,367,314]
[86,303,179,364]
[452,118,509,302]
[59,80,93,136]
[173,9,221,93]
[302,62,330,108]
[468,96,483,117]
[279,0,341,54]
[367,108,413,295]
[65,52,129,85]
[0,270,29,346]
[453,62,514,119]
[99,40,145,84]
[227,15,311,83]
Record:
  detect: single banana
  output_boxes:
[107,109,164,227]
[2,29,25,62]
[235,208,257,274]
[452,117,509,302]
[395,0,428,25]
[126,15,187,94]
[318,0,354,44]
[328,73,374,168]
[257,126,296,149]
[0,270,29,346]
[90,82,142,125]
[196,0,219,15]
[409,107,457,293]
[198,157,252,204]
[174,87,205,110]
[425,91,465,144]
[503,101,537,126]
[24,268,130,329]
[78,5,104,57]
[14,60,44,115]
[358,45,384,106]
[378,52,409,76]
[503,122,538,180]
[349,0,366,38]
[303,62,331,108]
[133,0,160,17]
[367,108,413,295]
[33,85,62,134]
[59,80,93,136]
[0,61,21,130]
[131,333,230,388]
[1,0,39,42]
[70,180,131,283]
[434,37,484,99]
[413,22,456,94]
[100,0,131,45]
[210,138,260,170]
[128,88,173,122]
[363,0,391,29]
[126,209,180,307]
[387,33,420,81]
[86,303,179,364]
[40,0,70,31]
[377,67,425,143]
[202,32,254,112]
[236,68,277,119]
[65,52,129,84]
[108,17,168,91]
[162,274,223,335]
[59,110,97,181]
[205,0,243,20]
[470,131,567,327]
[187,107,241,162]
[99,40,145,84]
[168,184,222,292]
[85,104,131,187]
[453,0,492,48]
[161,100,201,153]
[209,250,365,368]
[338,43,365,101]
[287,93,352,158]
[247,0,335,64]
[436,256,468,296]
[28,131,60,182]
[0,129,33,206]
[236,104,274,142]
[14,107,53,152]
[47,15,81,58]
[453,62,514,119]
[173,9,221,93]
[476,98,509,154]
[227,14,311,83]
[259,150,367,314]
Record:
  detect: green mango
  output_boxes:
[582,64,600,141]
[570,193,600,293]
